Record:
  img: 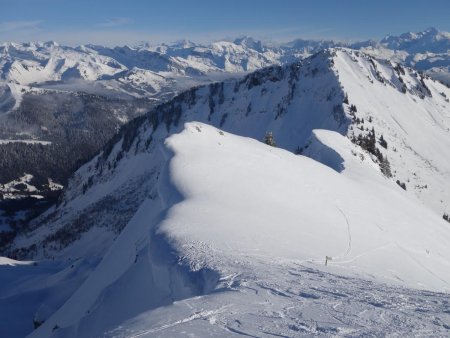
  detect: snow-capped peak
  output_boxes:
[381,27,450,53]
[168,39,197,49]
[233,36,264,51]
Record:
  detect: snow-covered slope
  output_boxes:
[3,48,450,337]
[9,48,450,259]
[160,123,450,291]
[333,49,450,215]
[24,122,450,338]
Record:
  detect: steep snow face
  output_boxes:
[27,123,450,338]
[8,48,450,262]
[333,49,450,215]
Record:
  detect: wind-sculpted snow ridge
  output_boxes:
[25,122,450,338]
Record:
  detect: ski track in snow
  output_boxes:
[335,206,352,258]
[125,307,231,337]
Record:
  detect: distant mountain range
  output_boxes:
[1,27,449,115]
[1,27,449,98]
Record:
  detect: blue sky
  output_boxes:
[1,0,449,46]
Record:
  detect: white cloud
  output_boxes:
[95,17,133,28]
[0,20,42,32]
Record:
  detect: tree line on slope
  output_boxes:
[0,91,152,186]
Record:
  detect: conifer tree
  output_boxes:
[264,132,276,147]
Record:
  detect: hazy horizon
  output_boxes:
[2,0,450,46]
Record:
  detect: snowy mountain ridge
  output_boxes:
[8,47,450,259]
[2,29,450,201]
[2,46,450,337]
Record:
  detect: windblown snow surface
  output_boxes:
[2,48,450,337]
